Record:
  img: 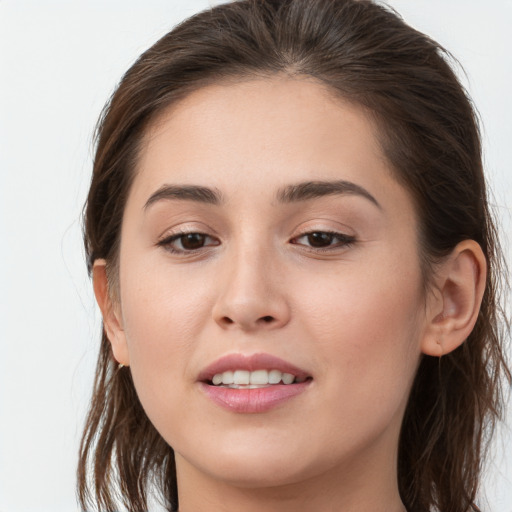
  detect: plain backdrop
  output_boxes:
[0,1,511,511]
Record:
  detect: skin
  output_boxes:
[94,76,486,512]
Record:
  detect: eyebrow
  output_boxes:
[144,184,224,209]
[276,180,381,209]
[143,179,381,210]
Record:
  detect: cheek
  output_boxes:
[117,258,212,420]
[120,252,210,348]
[299,251,424,404]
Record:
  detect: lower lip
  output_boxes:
[199,381,311,413]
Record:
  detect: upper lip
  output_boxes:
[198,353,311,382]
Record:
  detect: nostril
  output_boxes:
[216,314,281,329]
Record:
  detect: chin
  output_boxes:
[176,429,333,490]
[204,453,316,489]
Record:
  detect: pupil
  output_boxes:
[308,232,333,247]
[182,233,205,249]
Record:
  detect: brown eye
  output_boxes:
[180,233,207,250]
[158,232,219,254]
[306,232,335,247]
[291,231,356,251]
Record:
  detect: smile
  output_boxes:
[199,353,313,413]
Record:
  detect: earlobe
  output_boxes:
[92,259,130,366]
[421,240,487,357]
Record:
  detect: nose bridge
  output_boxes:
[212,231,290,331]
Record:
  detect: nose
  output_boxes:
[212,243,291,332]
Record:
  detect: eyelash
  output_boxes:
[291,230,356,252]
[157,231,220,254]
[157,229,356,255]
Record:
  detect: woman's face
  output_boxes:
[112,77,431,489]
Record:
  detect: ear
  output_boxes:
[421,240,487,357]
[92,259,130,366]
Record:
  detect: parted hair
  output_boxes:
[78,1,510,511]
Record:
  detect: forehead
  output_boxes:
[138,78,384,177]
[127,76,413,223]
[145,76,380,154]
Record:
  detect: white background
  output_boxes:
[0,1,510,511]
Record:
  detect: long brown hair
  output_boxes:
[78,1,510,511]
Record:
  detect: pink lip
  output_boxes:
[197,353,312,414]
[200,381,311,413]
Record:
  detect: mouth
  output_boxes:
[198,353,313,413]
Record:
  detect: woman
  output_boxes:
[77,1,510,511]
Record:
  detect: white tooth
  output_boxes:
[233,370,250,385]
[222,370,234,385]
[282,373,295,384]
[212,373,223,385]
[229,384,269,389]
[250,369,269,385]
[268,369,282,384]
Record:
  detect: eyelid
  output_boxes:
[156,220,219,244]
